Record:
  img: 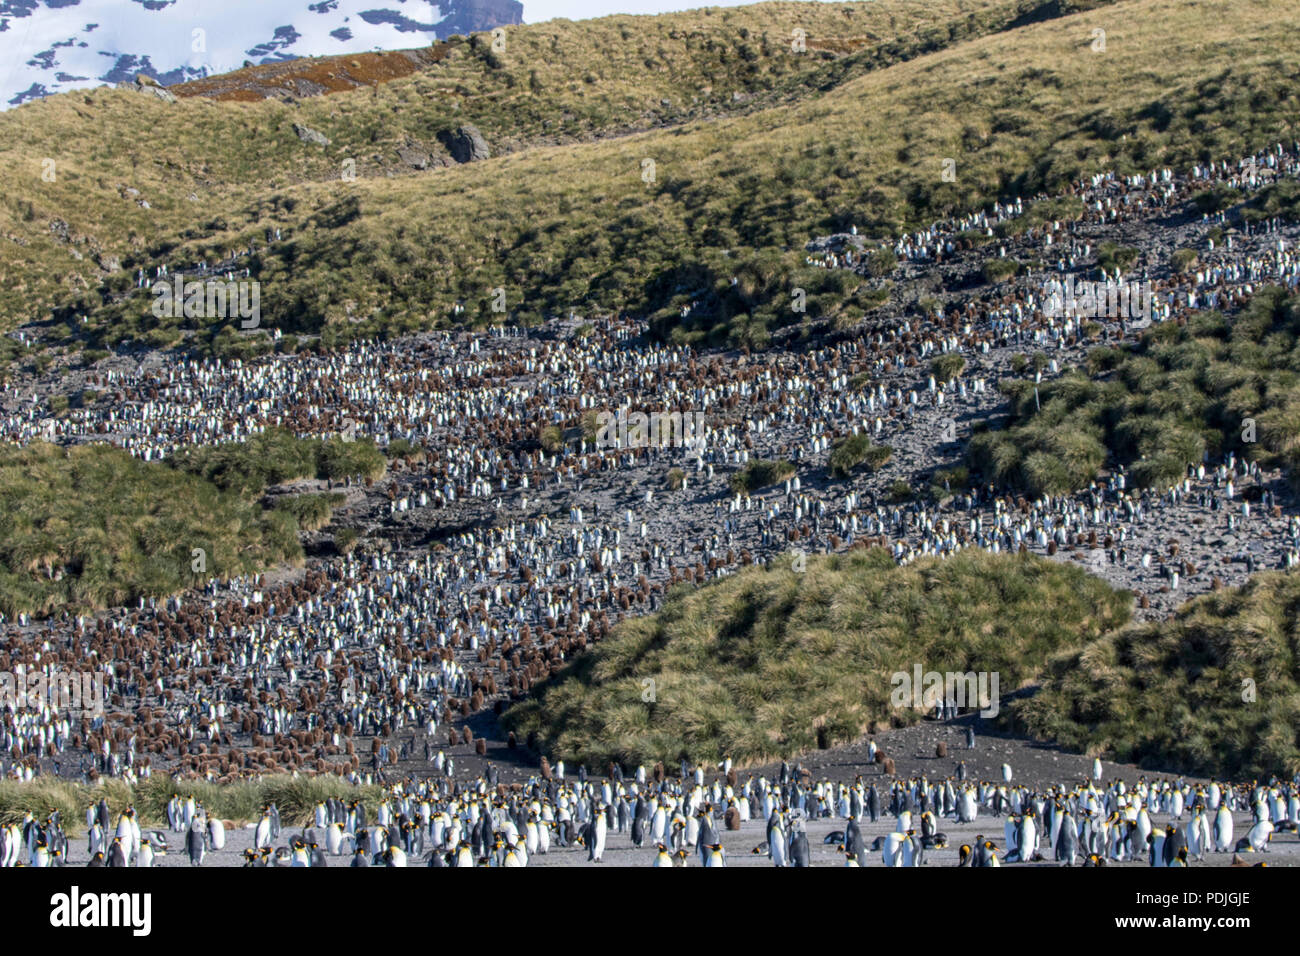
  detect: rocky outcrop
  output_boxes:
[395,138,452,171]
[116,74,176,103]
[438,125,490,164]
[292,123,331,147]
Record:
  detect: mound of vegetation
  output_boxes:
[0,442,302,616]
[0,428,379,616]
[729,458,796,493]
[828,433,893,478]
[274,492,347,531]
[169,426,386,495]
[982,258,1022,283]
[970,287,1300,496]
[1007,571,1300,778]
[503,548,1131,767]
[1242,178,1300,224]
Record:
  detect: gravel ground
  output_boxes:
[82,718,1295,867]
[119,806,1296,868]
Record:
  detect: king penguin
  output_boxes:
[185,822,205,866]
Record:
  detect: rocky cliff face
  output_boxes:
[0,0,524,109]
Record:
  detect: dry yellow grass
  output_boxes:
[504,548,1131,767]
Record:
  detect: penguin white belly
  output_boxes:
[651,810,666,843]
[1247,820,1272,851]
[770,828,786,867]
[1214,808,1233,852]
[883,832,905,867]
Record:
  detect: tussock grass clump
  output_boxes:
[170,426,385,494]
[503,549,1131,767]
[0,778,85,828]
[1008,571,1300,778]
[970,287,1300,495]
[1095,241,1141,274]
[274,492,347,531]
[931,354,966,384]
[729,458,796,493]
[828,433,892,478]
[982,258,1021,283]
[1242,179,1300,223]
[0,774,386,831]
[0,426,380,616]
[0,442,303,616]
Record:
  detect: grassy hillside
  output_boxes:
[503,548,1131,767]
[969,287,1300,496]
[0,0,1096,342]
[0,429,384,616]
[10,0,1294,356]
[1008,571,1300,778]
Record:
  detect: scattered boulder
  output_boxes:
[395,138,451,171]
[438,124,490,163]
[396,142,431,170]
[292,123,331,147]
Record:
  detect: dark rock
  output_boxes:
[438,125,490,163]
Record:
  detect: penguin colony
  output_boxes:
[1,144,1299,794]
[2,760,1297,867]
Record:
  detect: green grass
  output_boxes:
[502,548,1131,767]
[1241,178,1300,224]
[274,492,347,531]
[0,427,382,616]
[169,426,385,495]
[828,433,892,478]
[982,258,1021,283]
[969,287,1300,496]
[729,458,796,493]
[0,442,302,616]
[1095,241,1141,274]
[932,353,967,384]
[1007,571,1300,779]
